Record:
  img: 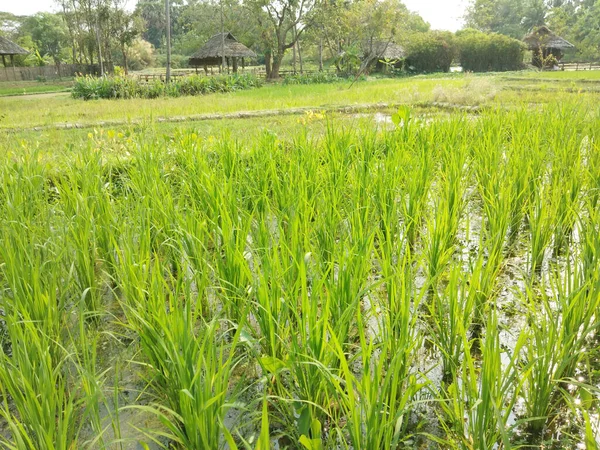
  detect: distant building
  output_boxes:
[189,32,256,73]
[523,26,574,68]
[365,41,406,72]
[0,36,28,68]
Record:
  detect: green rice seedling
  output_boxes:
[329,307,425,449]
[527,185,554,277]
[579,201,600,285]
[259,268,339,447]
[521,264,599,436]
[58,177,102,317]
[118,258,243,449]
[549,145,583,257]
[425,137,466,291]
[212,194,254,325]
[505,153,531,246]
[69,302,112,449]
[402,144,433,250]
[0,318,80,450]
[584,137,600,210]
[436,309,526,449]
[428,266,474,383]
[250,216,295,361]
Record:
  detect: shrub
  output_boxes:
[456,29,525,72]
[71,73,264,100]
[405,31,457,73]
[282,72,343,85]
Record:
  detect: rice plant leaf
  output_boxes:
[260,355,286,374]
[256,396,270,450]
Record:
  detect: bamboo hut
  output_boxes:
[523,26,574,68]
[0,36,28,72]
[188,32,256,73]
[364,41,405,72]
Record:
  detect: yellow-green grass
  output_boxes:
[0,79,74,96]
[0,77,469,130]
[1,101,599,449]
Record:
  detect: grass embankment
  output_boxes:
[0,79,73,96]
[0,101,599,449]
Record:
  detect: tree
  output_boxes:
[246,0,318,79]
[310,0,429,73]
[111,10,144,73]
[465,0,550,38]
[19,13,70,65]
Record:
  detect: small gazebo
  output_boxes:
[524,26,574,68]
[189,32,256,73]
[0,36,28,68]
[365,41,406,71]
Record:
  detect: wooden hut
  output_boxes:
[188,32,256,73]
[364,41,405,72]
[0,36,28,68]
[523,26,574,68]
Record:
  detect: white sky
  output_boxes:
[2,0,467,32]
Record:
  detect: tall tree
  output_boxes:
[246,0,318,78]
[19,13,70,65]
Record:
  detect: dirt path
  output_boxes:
[0,102,481,133]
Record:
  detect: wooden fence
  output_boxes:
[560,62,600,71]
[0,64,104,82]
[137,68,334,82]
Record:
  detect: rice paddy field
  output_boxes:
[0,72,600,449]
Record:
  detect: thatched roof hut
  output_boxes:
[366,41,406,61]
[189,32,256,73]
[523,26,574,68]
[363,41,405,72]
[524,26,574,51]
[0,36,28,67]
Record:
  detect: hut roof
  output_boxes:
[523,26,574,51]
[365,41,405,61]
[189,32,256,66]
[0,36,28,56]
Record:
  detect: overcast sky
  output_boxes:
[2,0,467,32]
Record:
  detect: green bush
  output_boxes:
[282,72,343,85]
[405,31,457,73]
[71,73,264,100]
[457,29,525,72]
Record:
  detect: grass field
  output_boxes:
[0,71,599,449]
[0,79,74,97]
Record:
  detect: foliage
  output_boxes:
[456,28,526,72]
[123,38,156,71]
[71,73,264,100]
[405,31,457,72]
[18,13,70,65]
[1,100,599,449]
[282,71,344,84]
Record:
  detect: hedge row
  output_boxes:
[72,73,264,100]
[456,29,526,72]
[402,29,525,73]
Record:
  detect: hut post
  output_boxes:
[232,57,238,73]
[10,54,16,81]
[319,38,323,71]
[242,57,245,71]
[1,54,5,68]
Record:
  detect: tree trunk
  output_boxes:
[122,44,129,74]
[292,28,297,74]
[319,38,323,71]
[298,36,303,74]
[265,50,272,78]
[269,51,284,79]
